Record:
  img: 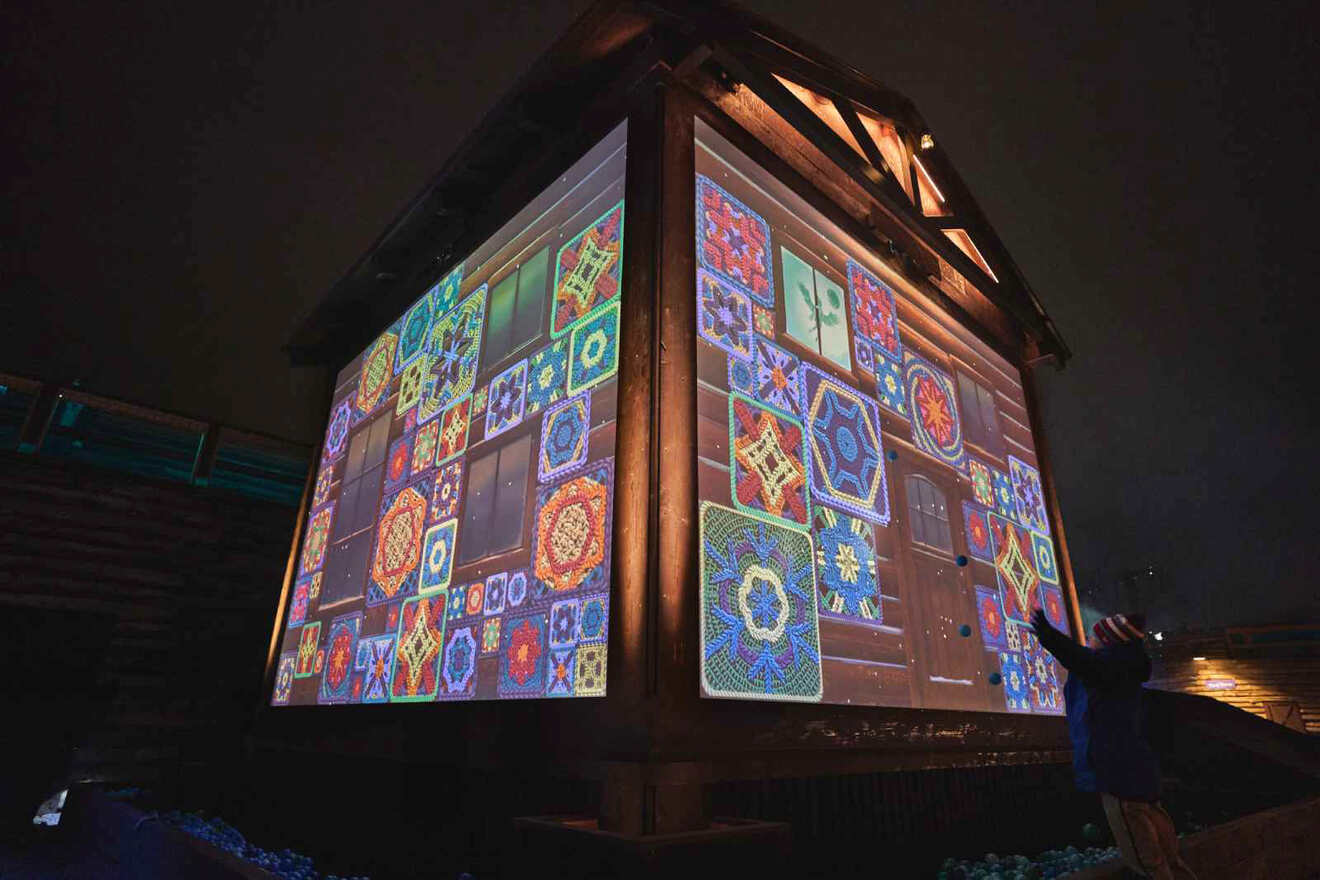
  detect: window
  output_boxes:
[458,433,532,563]
[906,473,951,552]
[781,245,851,370]
[956,372,1004,457]
[320,416,390,605]
[485,246,549,364]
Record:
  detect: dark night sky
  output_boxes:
[3,1,1317,629]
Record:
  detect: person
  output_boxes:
[1030,607,1197,880]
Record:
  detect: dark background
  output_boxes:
[3,0,1316,630]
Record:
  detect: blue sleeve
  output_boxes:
[1033,617,1128,689]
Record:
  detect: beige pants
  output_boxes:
[1101,793,1198,879]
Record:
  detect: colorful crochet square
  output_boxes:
[312,461,335,509]
[318,612,362,705]
[396,353,429,417]
[419,519,457,594]
[367,481,430,606]
[803,364,890,526]
[999,651,1031,712]
[968,458,995,508]
[728,394,810,529]
[481,618,501,654]
[532,459,613,598]
[429,460,463,523]
[549,599,580,647]
[552,201,623,337]
[854,336,875,377]
[294,622,321,678]
[697,268,753,361]
[989,513,1040,625]
[526,338,568,414]
[300,503,333,577]
[699,502,822,702]
[271,653,295,706]
[753,336,805,418]
[437,625,477,700]
[383,434,413,495]
[1009,455,1050,535]
[846,260,901,360]
[433,398,469,466]
[1022,629,1062,714]
[307,572,321,602]
[962,501,994,562]
[872,349,907,418]
[976,585,1009,652]
[546,646,575,697]
[485,358,527,440]
[464,581,485,617]
[287,579,310,628]
[539,393,590,483]
[577,593,608,645]
[728,356,755,397]
[696,175,774,306]
[1041,584,1067,630]
[484,572,507,616]
[1005,619,1024,652]
[420,285,485,419]
[323,397,352,461]
[752,304,774,337]
[395,294,433,374]
[1032,531,1059,584]
[430,263,463,316]
[390,594,446,702]
[355,635,395,704]
[506,569,528,608]
[575,643,606,696]
[567,300,620,395]
[812,503,881,624]
[498,612,548,698]
[446,584,467,623]
[411,419,438,474]
[992,465,1015,520]
[355,331,397,420]
[471,385,488,419]
[903,350,966,472]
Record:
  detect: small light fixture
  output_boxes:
[1192,656,1206,661]
[919,132,935,151]
[1153,632,1164,642]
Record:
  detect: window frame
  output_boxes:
[905,472,952,554]
[482,241,551,370]
[456,429,534,565]
[954,370,1004,458]
[778,242,852,372]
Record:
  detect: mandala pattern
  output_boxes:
[696,175,774,306]
[1032,531,1059,584]
[484,572,506,616]
[992,466,1015,520]
[396,295,432,374]
[1009,455,1050,535]
[975,585,1009,652]
[728,356,755,397]
[697,268,753,361]
[323,397,352,461]
[1022,629,1062,713]
[549,599,580,647]
[846,260,901,359]
[430,460,463,523]
[430,263,463,316]
[464,581,485,617]
[903,351,966,472]
[438,625,477,700]
[391,594,446,702]
[287,579,310,628]
[989,513,1040,624]
[318,612,362,705]
[752,336,804,417]
[411,419,438,474]
[532,459,612,597]
[575,643,606,696]
[539,393,589,482]
[300,504,333,576]
[295,622,321,678]
[526,338,568,414]
[485,359,527,440]
[999,651,1031,712]
[368,482,429,606]
[552,201,623,337]
[498,612,548,698]
[962,501,994,562]
[699,503,821,701]
[873,349,908,418]
[812,504,881,624]
[384,434,412,494]
[355,635,395,704]
[420,286,485,420]
[546,646,576,697]
[435,398,470,465]
[729,395,809,529]
[447,584,467,623]
[481,618,501,654]
[312,461,335,509]
[803,365,890,525]
[271,653,295,706]
[968,458,995,508]
[355,331,397,420]
[854,335,875,376]
[419,519,457,594]
[752,304,774,337]
[567,300,620,395]
[1041,584,1067,630]
[506,569,528,608]
[396,353,430,417]
[471,386,488,419]
[578,593,607,644]
[307,572,321,602]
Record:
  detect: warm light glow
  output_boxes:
[857,111,913,202]
[919,133,935,151]
[1193,656,1207,661]
[773,75,867,160]
[942,229,999,283]
[913,156,945,205]
[1203,678,1237,691]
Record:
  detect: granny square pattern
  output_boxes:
[396,353,429,416]
[484,572,507,616]
[323,397,352,461]
[1032,531,1059,584]
[803,364,890,525]
[354,330,397,421]
[412,418,439,473]
[506,569,528,608]
[1023,629,1062,714]
[752,336,805,418]
[567,300,620,395]
[287,578,310,628]
[812,503,881,624]
[696,267,753,361]
[696,175,774,306]
[846,260,901,360]
[356,635,395,704]
[546,646,576,697]
[975,585,1009,652]
[294,622,321,678]
[271,652,295,706]
[395,293,433,375]
[430,263,463,316]
[420,285,485,420]
[575,643,606,696]
[872,349,908,418]
[1009,455,1050,535]
[988,512,1040,625]
[418,519,457,595]
[383,434,413,495]
[729,394,810,529]
[526,338,568,414]
[999,651,1031,713]
[552,201,623,337]
[1041,584,1067,630]
[429,460,463,523]
[539,393,590,483]
[962,501,994,562]
[485,359,527,440]
[480,618,501,655]
[903,350,966,472]
[577,593,608,645]
[390,593,447,702]
[531,459,613,598]
[549,599,580,648]
[300,503,333,577]
[437,625,477,701]
[992,465,1015,521]
[498,611,548,698]
[435,398,470,465]
[318,612,362,705]
[968,458,995,508]
[728,356,756,398]
[367,480,430,606]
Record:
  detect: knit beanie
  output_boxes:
[1092,613,1146,646]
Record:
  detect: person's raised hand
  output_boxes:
[1030,607,1050,635]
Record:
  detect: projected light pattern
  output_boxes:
[694,121,1065,713]
[273,124,626,705]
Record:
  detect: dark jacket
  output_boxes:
[1033,615,1162,802]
